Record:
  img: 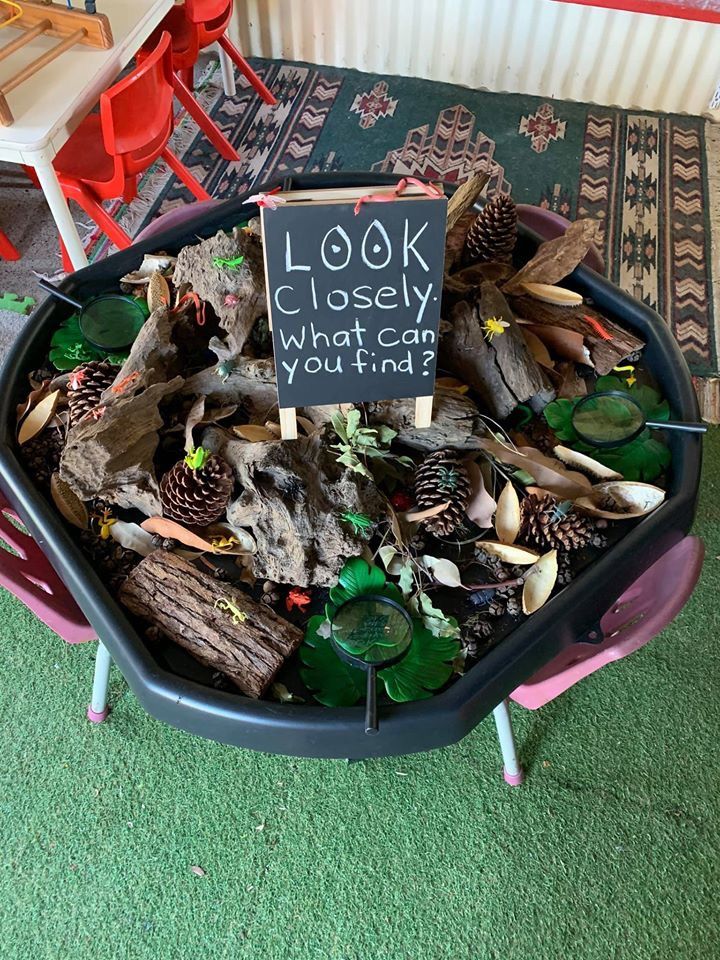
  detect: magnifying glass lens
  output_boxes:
[81,296,146,351]
[331,596,412,665]
[572,393,645,445]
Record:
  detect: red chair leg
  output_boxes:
[160,147,212,202]
[21,164,40,188]
[178,65,194,91]
[71,186,133,251]
[0,229,20,261]
[173,75,240,162]
[217,34,277,105]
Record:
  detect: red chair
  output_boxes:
[0,228,20,261]
[52,31,211,272]
[139,0,277,163]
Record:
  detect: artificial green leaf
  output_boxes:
[328,556,387,607]
[379,620,459,702]
[594,375,669,421]
[543,398,577,442]
[299,616,367,706]
[589,431,671,481]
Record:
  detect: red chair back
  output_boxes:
[99,32,175,175]
[185,0,233,29]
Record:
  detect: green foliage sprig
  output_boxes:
[330,408,413,481]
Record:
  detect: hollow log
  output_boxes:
[119,551,302,698]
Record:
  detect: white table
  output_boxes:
[0,0,173,270]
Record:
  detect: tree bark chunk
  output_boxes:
[367,388,487,451]
[440,283,553,420]
[182,355,278,420]
[119,551,302,698]
[502,219,600,294]
[445,172,490,233]
[509,296,645,375]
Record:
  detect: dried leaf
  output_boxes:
[553,445,622,481]
[521,328,554,369]
[232,424,279,442]
[422,555,462,588]
[525,324,592,366]
[478,438,592,501]
[574,481,665,520]
[17,390,60,445]
[16,380,51,426]
[109,520,156,556]
[435,376,469,394]
[522,550,558,614]
[147,271,171,312]
[464,460,496,527]
[296,416,319,435]
[264,421,282,437]
[479,541,539,565]
[521,282,584,306]
[184,396,206,453]
[404,502,450,523]
[50,473,88,529]
[141,517,216,551]
[495,480,521,544]
[270,682,305,703]
[504,219,599,294]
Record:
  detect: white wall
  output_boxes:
[233,0,720,118]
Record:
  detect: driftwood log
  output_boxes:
[101,306,179,399]
[509,296,645,376]
[367,388,487,452]
[60,377,184,515]
[203,428,385,587]
[172,228,266,357]
[181,355,278,420]
[120,551,302,698]
[441,282,554,420]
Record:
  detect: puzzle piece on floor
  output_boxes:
[0,292,35,315]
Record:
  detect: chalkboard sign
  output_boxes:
[260,185,447,438]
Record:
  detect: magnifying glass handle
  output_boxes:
[365,666,379,736]
[646,419,707,434]
[37,279,83,311]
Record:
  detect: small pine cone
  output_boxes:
[160,448,233,527]
[67,361,119,427]
[463,194,517,265]
[520,493,594,552]
[414,449,471,536]
[21,428,63,488]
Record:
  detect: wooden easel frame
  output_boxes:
[0,1,113,125]
[261,185,443,440]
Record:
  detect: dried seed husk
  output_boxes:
[140,516,215,551]
[574,481,665,520]
[477,438,592,501]
[478,541,540,565]
[522,549,558,614]
[553,445,623,481]
[521,282,584,307]
[109,520,156,556]
[232,424,279,442]
[147,271,171,312]
[17,390,60,445]
[495,480,521,544]
[404,501,450,523]
[464,460,496,527]
[50,472,88,529]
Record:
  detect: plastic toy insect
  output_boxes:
[214,597,248,624]
[216,359,235,383]
[286,587,312,613]
[340,511,373,536]
[211,535,239,554]
[91,507,117,540]
[212,255,245,271]
[481,316,510,342]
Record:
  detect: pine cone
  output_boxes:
[67,361,119,427]
[21,428,63,488]
[463,194,517,265]
[160,447,233,526]
[414,449,471,536]
[520,493,594,552]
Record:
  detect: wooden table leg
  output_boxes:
[32,160,88,270]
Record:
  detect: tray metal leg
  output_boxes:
[87,641,112,724]
[492,699,524,786]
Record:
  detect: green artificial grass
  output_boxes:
[1,436,719,960]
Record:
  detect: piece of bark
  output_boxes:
[510,296,644,375]
[444,210,476,276]
[172,228,266,357]
[443,260,515,311]
[119,551,302,698]
[366,388,487,452]
[102,306,179,400]
[446,172,490,233]
[203,428,385,587]
[60,377,184,515]
[181,355,278,421]
[503,219,600,295]
[441,283,553,420]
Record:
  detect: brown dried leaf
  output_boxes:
[522,550,558,614]
[50,473,88,530]
[495,480,521,544]
[479,541,540,565]
[16,380,51,426]
[464,460,496,527]
[525,324,592,366]
[404,501,450,523]
[141,517,216,551]
[435,376,469,394]
[184,396,206,453]
[18,390,60,446]
[233,424,279,442]
[521,329,554,369]
[504,219,599,294]
[147,271,171,312]
[477,438,592,500]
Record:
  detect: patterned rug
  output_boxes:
[82,58,720,419]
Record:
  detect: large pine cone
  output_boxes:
[414,449,471,536]
[160,450,234,526]
[520,493,593,552]
[67,360,119,427]
[463,194,517,265]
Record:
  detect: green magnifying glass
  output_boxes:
[571,390,707,448]
[39,279,147,352]
[330,594,413,735]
